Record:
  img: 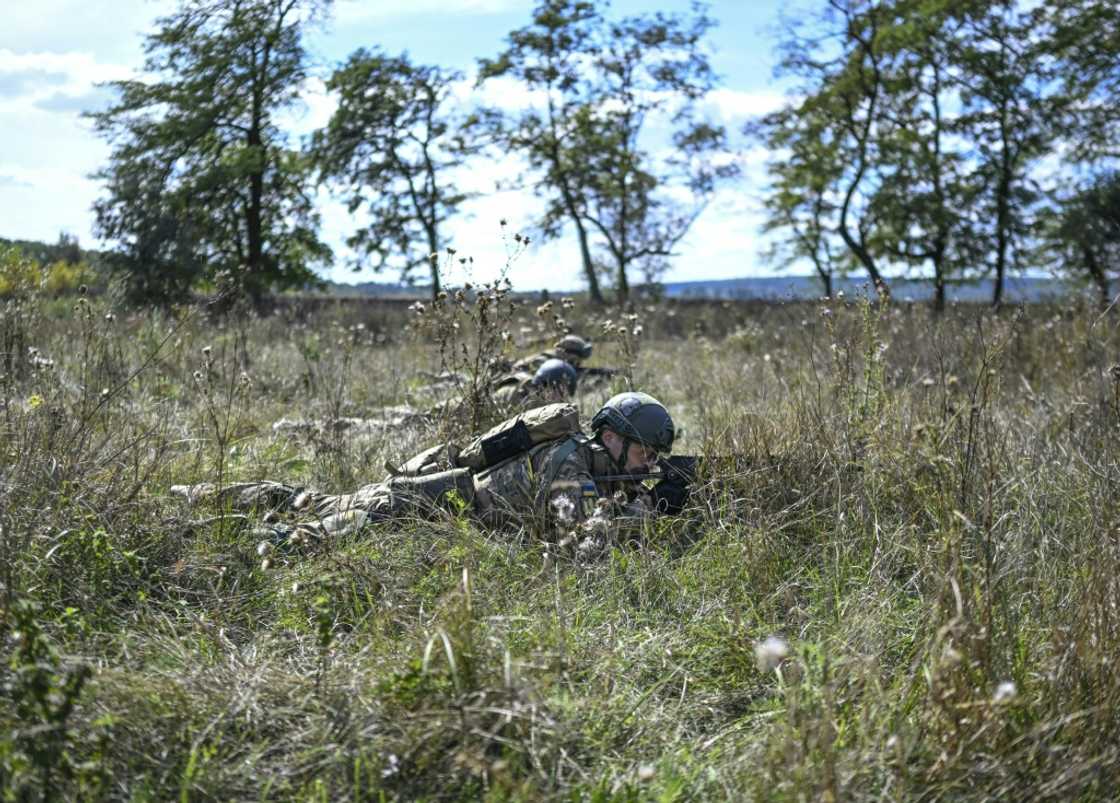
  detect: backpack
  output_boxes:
[386,402,582,478]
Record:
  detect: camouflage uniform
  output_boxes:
[511,334,594,375]
[172,433,653,544]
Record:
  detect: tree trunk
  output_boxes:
[932,236,947,313]
[560,186,603,304]
[992,177,1009,309]
[1082,244,1110,310]
[425,223,441,299]
[836,220,889,298]
[615,255,630,306]
[247,122,264,302]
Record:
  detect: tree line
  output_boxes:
[89,0,1120,308]
[754,0,1120,309]
[90,0,736,305]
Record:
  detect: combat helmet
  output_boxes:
[590,392,675,455]
[532,358,578,395]
[555,334,593,361]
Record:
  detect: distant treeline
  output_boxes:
[0,234,105,270]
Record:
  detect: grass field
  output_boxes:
[2,288,1119,801]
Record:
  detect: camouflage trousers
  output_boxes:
[170,468,476,540]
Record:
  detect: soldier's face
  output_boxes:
[603,431,659,474]
[625,442,659,473]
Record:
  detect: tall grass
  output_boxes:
[2,288,1118,800]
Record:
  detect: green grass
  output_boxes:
[2,289,1119,800]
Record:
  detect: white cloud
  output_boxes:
[276,76,337,141]
[0,50,133,117]
[451,74,544,112]
[701,88,786,123]
[0,2,173,58]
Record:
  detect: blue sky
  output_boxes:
[0,0,794,291]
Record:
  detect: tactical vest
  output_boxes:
[383,403,588,521]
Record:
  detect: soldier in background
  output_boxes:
[172,392,676,551]
[511,334,594,374]
[491,358,578,406]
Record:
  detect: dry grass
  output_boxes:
[2,288,1119,801]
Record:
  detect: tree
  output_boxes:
[478,0,607,303]
[577,7,737,302]
[1043,172,1120,309]
[754,101,843,298]
[865,0,978,312]
[1043,0,1120,166]
[480,0,733,304]
[311,51,476,298]
[759,0,896,298]
[953,1,1056,307]
[90,0,331,304]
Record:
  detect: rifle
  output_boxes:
[577,366,620,381]
[594,454,736,515]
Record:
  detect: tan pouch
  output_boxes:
[457,402,580,471]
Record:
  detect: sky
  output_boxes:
[0,0,793,292]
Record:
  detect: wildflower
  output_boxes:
[941,645,962,666]
[104,312,116,322]
[201,345,212,357]
[632,325,643,337]
[754,635,789,672]
[27,394,43,410]
[551,494,576,524]
[193,371,204,382]
[993,681,1017,703]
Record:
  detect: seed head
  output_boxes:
[993,681,1017,703]
[754,636,789,672]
